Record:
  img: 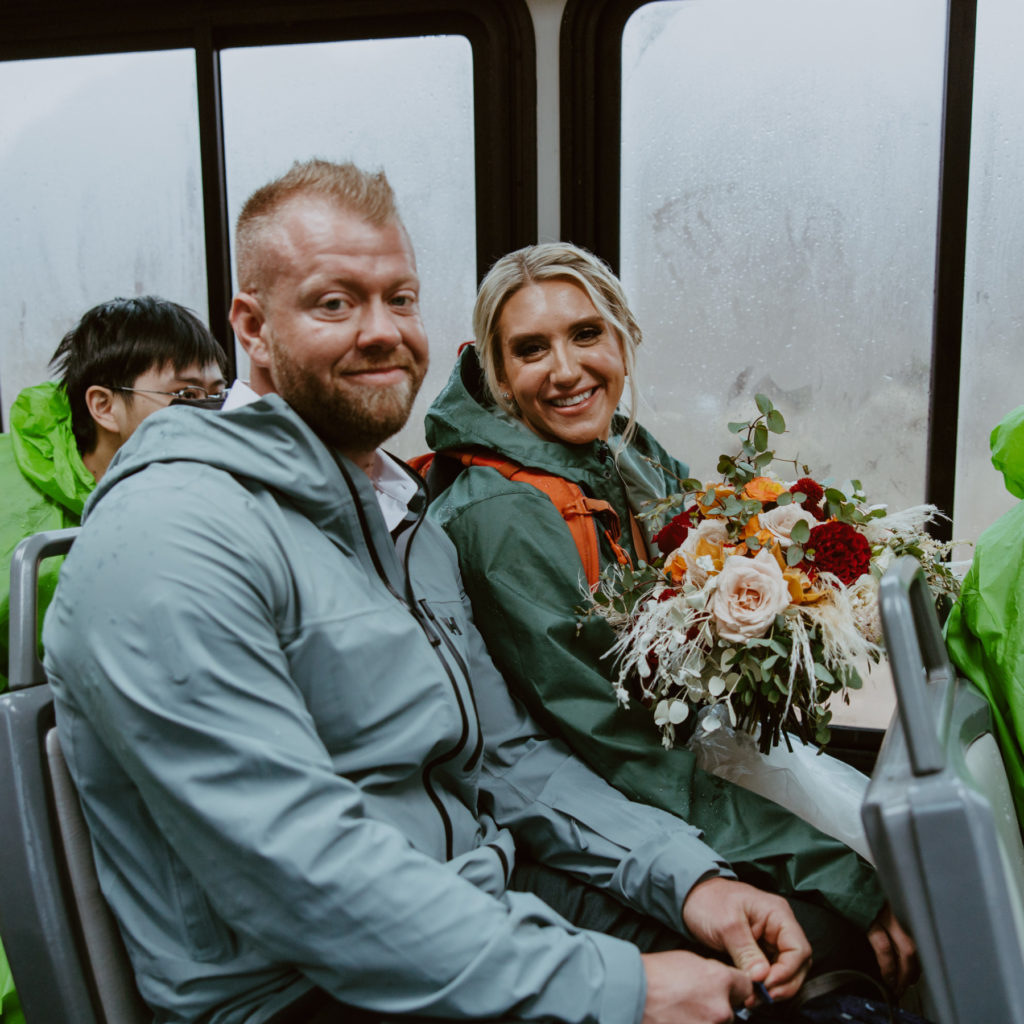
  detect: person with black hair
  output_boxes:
[0,294,226,690]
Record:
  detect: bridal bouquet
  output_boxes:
[585,395,960,753]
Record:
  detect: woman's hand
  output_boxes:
[867,902,920,995]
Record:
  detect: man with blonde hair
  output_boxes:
[45,159,819,1024]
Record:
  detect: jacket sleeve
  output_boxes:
[43,470,646,1024]
[455,564,733,935]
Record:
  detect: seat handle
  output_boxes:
[8,528,80,690]
[878,556,952,776]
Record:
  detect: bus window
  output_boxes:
[0,50,207,428]
[956,0,1024,553]
[220,35,476,458]
[619,0,946,517]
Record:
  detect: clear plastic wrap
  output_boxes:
[689,706,873,863]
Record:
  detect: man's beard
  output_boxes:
[270,344,425,456]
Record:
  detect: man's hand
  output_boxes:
[867,902,919,995]
[681,877,812,1002]
[641,950,752,1024]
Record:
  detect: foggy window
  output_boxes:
[0,50,207,428]
[956,0,1024,549]
[620,0,946,520]
[220,35,476,458]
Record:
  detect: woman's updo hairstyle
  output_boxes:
[472,242,642,443]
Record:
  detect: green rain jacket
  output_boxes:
[424,346,884,929]
[44,395,737,1024]
[0,381,94,690]
[946,404,1024,824]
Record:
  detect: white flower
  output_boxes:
[677,518,730,586]
[711,549,791,642]
[758,504,819,548]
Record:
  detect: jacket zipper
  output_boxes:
[333,454,478,861]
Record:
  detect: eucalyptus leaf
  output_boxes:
[776,491,793,505]
[727,421,747,434]
[755,393,773,415]
[786,544,804,566]
[813,663,835,684]
[790,519,811,544]
[754,424,768,452]
[745,536,761,551]
[766,409,785,433]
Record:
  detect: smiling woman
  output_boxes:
[495,279,626,446]
[423,241,901,974]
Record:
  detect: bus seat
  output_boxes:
[0,528,149,1024]
[862,556,1024,1024]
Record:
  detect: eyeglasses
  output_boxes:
[110,385,228,403]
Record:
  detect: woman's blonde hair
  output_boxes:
[473,242,642,444]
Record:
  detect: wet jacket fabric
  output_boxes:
[424,346,885,930]
[43,395,736,1024]
[0,382,93,690]
[946,404,1024,823]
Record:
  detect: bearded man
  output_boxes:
[44,160,824,1024]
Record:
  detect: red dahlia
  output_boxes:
[653,513,690,555]
[791,477,826,520]
[803,521,871,586]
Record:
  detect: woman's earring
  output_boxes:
[502,391,512,400]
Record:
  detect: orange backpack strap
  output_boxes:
[453,450,631,588]
[406,452,434,476]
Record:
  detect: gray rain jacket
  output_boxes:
[43,396,732,1024]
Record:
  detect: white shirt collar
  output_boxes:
[370,450,419,531]
[219,380,417,530]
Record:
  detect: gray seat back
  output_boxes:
[863,556,1024,1024]
[0,528,149,1024]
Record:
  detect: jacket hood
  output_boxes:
[88,394,391,551]
[424,345,625,474]
[991,403,1024,500]
[10,381,95,517]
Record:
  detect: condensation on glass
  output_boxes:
[620,0,946,518]
[220,35,476,459]
[0,50,207,428]
[956,0,1024,552]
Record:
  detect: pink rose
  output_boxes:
[758,504,819,548]
[711,549,790,642]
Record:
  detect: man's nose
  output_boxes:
[357,299,403,348]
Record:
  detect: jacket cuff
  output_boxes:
[612,832,735,941]
[588,931,648,1024]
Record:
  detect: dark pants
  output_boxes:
[266,861,878,1023]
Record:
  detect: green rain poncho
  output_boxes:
[946,404,1024,825]
[0,381,94,691]
[1,381,93,1024]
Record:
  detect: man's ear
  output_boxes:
[84,385,121,435]
[230,293,270,368]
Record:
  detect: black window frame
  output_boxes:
[561,0,977,537]
[1,0,538,382]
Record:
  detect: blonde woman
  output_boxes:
[425,242,915,992]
